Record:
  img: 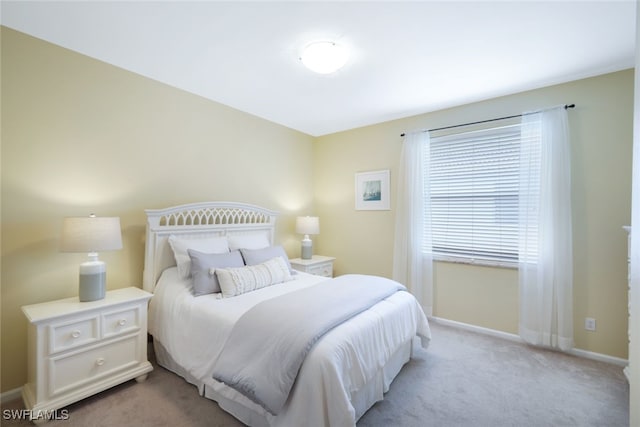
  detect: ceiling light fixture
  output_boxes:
[300,41,349,74]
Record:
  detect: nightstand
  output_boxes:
[21,287,153,421]
[289,255,336,277]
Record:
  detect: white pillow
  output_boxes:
[168,235,229,279]
[227,232,270,251]
[215,257,292,298]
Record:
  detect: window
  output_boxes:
[426,123,523,266]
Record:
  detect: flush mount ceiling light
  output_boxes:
[300,41,349,74]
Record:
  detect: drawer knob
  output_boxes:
[118,319,127,326]
[96,358,105,366]
[71,330,81,339]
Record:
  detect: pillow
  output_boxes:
[216,257,292,298]
[227,232,270,251]
[168,235,229,279]
[188,249,244,296]
[240,245,295,274]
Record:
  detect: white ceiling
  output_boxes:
[1,1,636,136]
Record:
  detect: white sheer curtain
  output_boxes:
[393,131,433,315]
[518,107,573,351]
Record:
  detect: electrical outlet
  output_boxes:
[585,317,596,331]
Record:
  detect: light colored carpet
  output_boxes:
[359,322,629,427]
[1,322,629,426]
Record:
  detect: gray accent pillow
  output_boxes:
[188,249,245,296]
[240,245,295,274]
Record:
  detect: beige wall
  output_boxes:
[315,69,634,359]
[0,28,315,392]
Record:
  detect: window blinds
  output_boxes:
[426,124,521,264]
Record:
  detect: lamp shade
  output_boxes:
[61,215,123,253]
[296,216,320,235]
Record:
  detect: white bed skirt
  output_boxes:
[153,337,415,426]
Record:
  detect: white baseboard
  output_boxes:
[1,387,22,404]
[570,347,629,367]
[429,316,629,368]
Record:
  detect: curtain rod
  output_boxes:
[400,103,575,137]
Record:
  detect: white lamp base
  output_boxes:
[301,235,313,260]
[79,255,106,302]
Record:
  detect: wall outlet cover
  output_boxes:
[584,317,596,331]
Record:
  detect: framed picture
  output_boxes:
[355,170,390,210]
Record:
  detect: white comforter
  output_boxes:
[149,268,431,427]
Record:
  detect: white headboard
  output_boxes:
[143,201,278,292]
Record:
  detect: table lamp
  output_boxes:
[61,214,123,302]
[296,216,320,260]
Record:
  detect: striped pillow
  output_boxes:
[215,257,292,298]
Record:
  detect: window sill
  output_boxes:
[432,255,518,269]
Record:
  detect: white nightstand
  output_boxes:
[21,287,153,421]
[289,255,336,277]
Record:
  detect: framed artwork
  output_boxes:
[355,170,390,210]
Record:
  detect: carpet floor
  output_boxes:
[1,321,629,427]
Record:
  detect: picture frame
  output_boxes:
[355,170,390,210]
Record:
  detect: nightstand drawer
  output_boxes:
[50,316,99,354]
[102,306,140,338]
[49,335,139,396]
[308,263,333,277]
[290,256,336,277]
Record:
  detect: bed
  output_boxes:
[143,201,431,426]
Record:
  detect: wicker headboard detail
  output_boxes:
[143,201,278,292]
